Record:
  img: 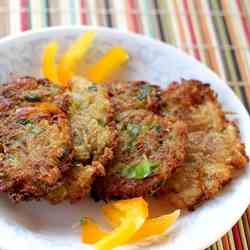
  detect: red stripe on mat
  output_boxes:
[182,0,201,60]
[80,0,87,25]
[236,0,250,45]
[20,0,29,31]
[127,0,140,33]
[232,223,243,250]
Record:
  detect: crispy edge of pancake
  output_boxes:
[0,77,73,202]
[161,79,226,132]
[159,80,249,210]
[46,77,118,203]
[0,77,67,112]
[105,81,162,113]
[69,77,117,163]
[92,109,187,201]
[0,105,74,201]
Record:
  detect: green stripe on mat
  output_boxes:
[69,0,76,25]
[42,0,49,27]
[158,0,176,45]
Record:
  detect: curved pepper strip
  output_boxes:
[58,32,96,87]
[129,210,180,242]
[95,198,148,250]
[82,197,148,250]
[43,42,59,84]
[103,205,180,242]
[87,47,129,84]
[102,205,122,227]
[83,204,180,245]
[81,218,108,244]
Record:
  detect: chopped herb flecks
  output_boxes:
[127,123,141,139]
[137,85,153,101]
[154,125,161,133]
[87,85,98,92]
[97,119,106,127]
[16,119,33,126]
[121,155,160,180]
[24,93,42,102]
[80,217,85,225]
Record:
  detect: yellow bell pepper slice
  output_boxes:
[82,197,148,250]
[87,47,129,84]
[103,204,180,242]
[58,32,96,87]
[43,41,59,84]
[87,205,180,244]
[102,205,122,227]
[81,218,108,244]
[129,209,180,242]
[94,197,148,250]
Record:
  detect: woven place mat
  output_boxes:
[0,0,250,249]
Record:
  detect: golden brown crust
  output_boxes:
[0,76,118,203]
[159,80,249,210]
[92,109,187,200]
[46,77,118,203]
[68,77,117,163]
[0,77,67,112]
[161,80,226,132]
[46,161,105,204]
[0,77,73,201]
[105,81,162,113]
[0,106,73,201]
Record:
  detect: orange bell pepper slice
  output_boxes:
[94,198,148,250]
[58,32,96,87]
[81,218,108,244]
[102,204,122,227]
[86,47,129,84]
[103,204,180,242]
[129,210,180,242]
[84,205,180,245]
[43,41,59,84]
[82,197,148,250]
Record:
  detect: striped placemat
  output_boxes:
[0,0,250,249]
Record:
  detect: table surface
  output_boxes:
[0,0,250,249]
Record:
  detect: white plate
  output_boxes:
[0,26,249,250]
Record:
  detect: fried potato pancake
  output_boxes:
[47,77,117,203]
[92,109,187,200]
[0,77,73,201]
[160,80,248,210]
[69,77,116,163]
[0,105,73,201]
